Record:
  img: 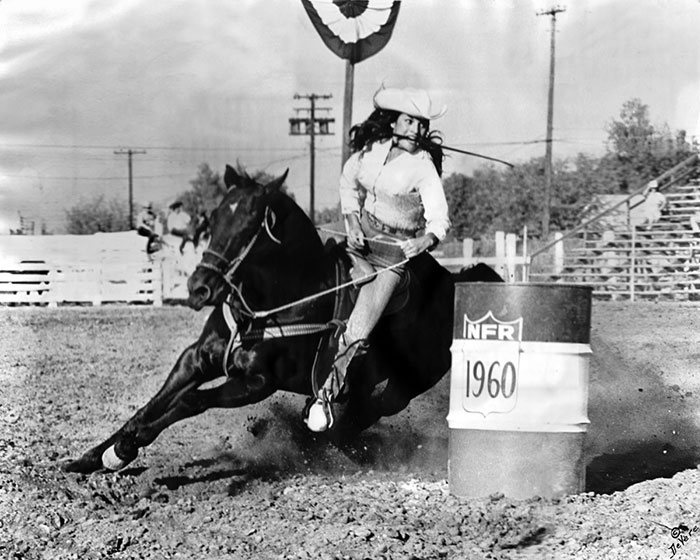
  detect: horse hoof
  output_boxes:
[101,444,136,471]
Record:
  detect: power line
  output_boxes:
[0,172,194,180]
[0,142,310,154]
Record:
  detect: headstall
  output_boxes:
[194,206,280,290]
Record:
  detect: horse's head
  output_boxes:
[186,165,288,310]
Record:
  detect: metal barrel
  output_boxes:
[447,283,593,499]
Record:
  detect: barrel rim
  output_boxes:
[454,281,594,291]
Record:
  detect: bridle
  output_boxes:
[191,201,408,377]
[192,203,341,378]
[194,206,281,291]
[195,202,408,322]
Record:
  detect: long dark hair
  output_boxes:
[348,109,445,176]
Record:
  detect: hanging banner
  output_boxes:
[301,0,401,64]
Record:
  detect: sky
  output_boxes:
[0,0,699,234]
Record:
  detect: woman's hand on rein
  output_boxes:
[347,227,365,250]
[344,213,365,250]
[399,234,438,259]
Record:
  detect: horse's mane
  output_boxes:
[220,168,344,316]
[265,188,326,260]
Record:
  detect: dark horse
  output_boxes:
[64,166,501,474]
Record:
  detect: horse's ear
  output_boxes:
[224,164,242,190]
[264,169,289,194]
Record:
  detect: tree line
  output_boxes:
[65,99,697,239]
[444,98,697,240]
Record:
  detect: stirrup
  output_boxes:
[305,392,335,432]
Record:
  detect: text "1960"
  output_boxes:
[465,360,517,399]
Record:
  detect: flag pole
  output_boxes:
[341,59,354,168]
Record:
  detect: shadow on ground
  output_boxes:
[586,441,700,494]
[583,332,700,494]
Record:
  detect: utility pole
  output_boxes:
[114,148,146,229]
[290,93,334,224]
[537,5,566,240]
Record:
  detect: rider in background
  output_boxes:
[193,211,210,248]
[166,201,194,254]
[305,85,450,432]
[136,202,161,254]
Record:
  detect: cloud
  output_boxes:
[1,0,700,233]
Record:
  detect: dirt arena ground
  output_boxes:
[1,300,700,559]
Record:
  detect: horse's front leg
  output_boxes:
[135,367,277,442]
[63,341,214,474]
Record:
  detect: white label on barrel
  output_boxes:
[462,312,523,416]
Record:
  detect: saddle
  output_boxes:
[308,240,432,400]
[328,239,413,324]
[219,239,443,396]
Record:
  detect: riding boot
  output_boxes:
[146,234,160,254]
[305,333,368,432]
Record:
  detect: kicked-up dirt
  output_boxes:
[1,301,700,559]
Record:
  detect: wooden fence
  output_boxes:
[0,232,176,306]
[434,230,529,282]
[0,231,526,306]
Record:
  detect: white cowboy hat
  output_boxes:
[373,86,447,120]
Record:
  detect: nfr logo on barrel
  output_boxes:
[447,283,593,500]
[458,311,523,416]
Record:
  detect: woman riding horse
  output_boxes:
[306,86,449,432]
[63,160,501,474]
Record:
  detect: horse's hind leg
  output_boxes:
[63,342,212,474]
[333,374,417,443]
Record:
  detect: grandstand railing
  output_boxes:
[527,153,700,300]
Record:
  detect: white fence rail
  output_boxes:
[0,232,194,306]
[435,230,528,282]
[0,230,525,306]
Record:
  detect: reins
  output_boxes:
[196,208,408,322]
[240,258,408,320]
[233,225,407,319]
[196,204,408,377]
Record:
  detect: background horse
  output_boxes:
[65,166,500,474]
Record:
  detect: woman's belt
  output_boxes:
[364,212,418,237]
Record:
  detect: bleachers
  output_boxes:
[529,155,700,300]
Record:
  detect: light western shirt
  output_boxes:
[339,139,450,241]
[167,211,191,232]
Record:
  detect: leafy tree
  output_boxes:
[549,153,620,232]
[176,162,292,220]
[606,98,655,159]
[177,163,226,219]
[316,204,341,224]
[604,98,696,192]
[443,172,473,239]
[65,195,130,234]
[446,161,545,238]
[445,99,698,240]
